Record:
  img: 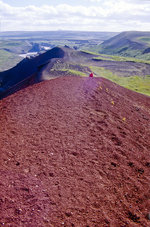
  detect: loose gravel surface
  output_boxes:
[0,76,150,227]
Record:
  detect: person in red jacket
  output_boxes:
[89,72,94,77]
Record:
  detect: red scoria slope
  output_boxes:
[0,76,150,227]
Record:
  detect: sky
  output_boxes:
[0,0,150,32]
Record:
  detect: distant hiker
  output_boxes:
[89,72,94,77]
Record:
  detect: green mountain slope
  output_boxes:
[99,31,150,60]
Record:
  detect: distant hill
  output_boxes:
[0,31,117,41]
[99,31,150,60]
[0,31,118,71]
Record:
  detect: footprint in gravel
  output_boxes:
[128,211,140,223]
[128,162,134,167]
[117,126,127,138]
[111,162,117,167]
[96,125,103,131]
[145,162,150,167]
[111,134,122,146]
[136,168,144,174]
[49,173,54,177]
[97,120,108,127]
[92,202,101,209]
[72,152,78,157]
[65,212,73,217]
[120,131,127,138]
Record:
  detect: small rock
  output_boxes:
[15,208,22,215]
[111,162,117,167]
[135,107,140,111]
[24,168,29,173]
[143,115,149,120]
[72,152,78,156]
[49,172,54,177]
[145,162,150,167]
[65,212,72,217]
[16,162,20,166]
[128,162,134,167]
[137,168,144,174]
[128,211,140,223]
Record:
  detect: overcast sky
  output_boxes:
[0,0,150,32]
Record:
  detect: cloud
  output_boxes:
[0,0,150,31]
[89,0,102,2]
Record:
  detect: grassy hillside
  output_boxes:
[92,53,150,64]
[0,40,31,71]
[90,66,150,96]
[98,31,150,60]
[0,49,22,72]
[0,40,32,54]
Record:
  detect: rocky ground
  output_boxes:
[0,76,150,227]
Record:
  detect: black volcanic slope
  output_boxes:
[0,47,65,89]
[0,47,97,99]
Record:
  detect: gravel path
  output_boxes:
[0,76,150,226]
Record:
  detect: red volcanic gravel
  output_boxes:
[0,76,150,227]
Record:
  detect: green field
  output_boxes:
[92,54,150,64]
[0,49,22,71]
[138,37,150,45]
[81,50,150,64]
[50,61,89,77]
[55,69,87,77]
[90,66,150,96]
